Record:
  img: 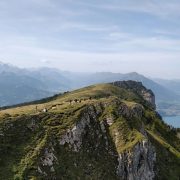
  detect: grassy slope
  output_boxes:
[0,83,179,179]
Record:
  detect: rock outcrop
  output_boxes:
[116,140,156,180]
[42,102,156,180]
[112,81,156,109]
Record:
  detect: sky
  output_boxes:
[0,0,180,78]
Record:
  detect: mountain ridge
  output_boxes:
[0,62,180,116]
[0,81,179,179]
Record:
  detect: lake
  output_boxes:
[163,116,180,128]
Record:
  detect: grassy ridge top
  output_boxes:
[0,83,143,116]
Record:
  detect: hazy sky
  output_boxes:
[0,0,180,78]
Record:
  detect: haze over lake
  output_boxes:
[163,116,180,128]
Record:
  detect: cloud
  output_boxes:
[81,0,180,19]
[0,0,180,78]
[1,42,180,78]
[40,59,51,64]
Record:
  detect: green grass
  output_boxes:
[0,83,141,117]
[147,130,180,158]
[147,130,180,180]
[109,117,145,153]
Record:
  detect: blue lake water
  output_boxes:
[163,116,180,128]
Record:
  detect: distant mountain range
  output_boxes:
[154,78,180,95]
[0,62,180,116]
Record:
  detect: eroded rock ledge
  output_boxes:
[38,103,157,180]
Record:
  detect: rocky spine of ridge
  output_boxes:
[23,100,157,179]
[111,80,156,109]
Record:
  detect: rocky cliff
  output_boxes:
[0,81,179,180]
[112,81,156,109]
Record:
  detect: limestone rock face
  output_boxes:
[116,141,156,180]
[141,89,156,109]
[59,109,92,152]
[117,103,144,118]
[56,103,157,180]
[112,81,156,109]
